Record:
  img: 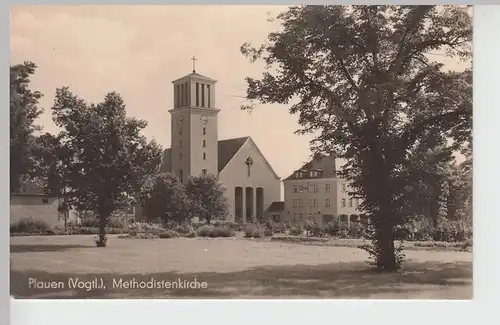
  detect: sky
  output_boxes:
[10,5,471,186]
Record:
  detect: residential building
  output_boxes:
[271,155,362,225]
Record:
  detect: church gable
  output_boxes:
[219,137,280,181]
[217,137,249,172]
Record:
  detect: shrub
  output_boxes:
[348,222,366,239]
[196,225,234,237]
[324,219,340,237]
[185,230,197,238]
[10,218,50,234]
[211,227,235,238]
[310,224,325,237]
[271,221,286,233]
[264,227,274,237]
[244,223,264,238]
[158,230,180,239]
[197,226,213,237]
[289,224,304,236]
[303,220,316,235]
[173,225,194,235]
[80,219,99,228]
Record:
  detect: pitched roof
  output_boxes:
[11,182,52,197]
[217,137,249,172]
[284,155,337,181]
[161,136,250,173]
[266,201,284,213]
[171,72,216,84]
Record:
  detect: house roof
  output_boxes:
[284,155,337,181]
[11,182,53,197]
[161,136,250,173]
[266,201,285,213]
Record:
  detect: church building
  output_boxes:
[142,68,281,223]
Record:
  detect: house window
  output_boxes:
[299,199,303,207]
[308,213,313,220]
[202,139,206,148]
[202,169,207,175]
[179,169,183,183]
[341,199,346,207]
[207,85,211,108]
[313,199,317,207]
[201,84,205,107]
[299,213,303,220]
[203,153,207,160]
[325,199,331,207]
[179,152,182,160]
[313,184,318,193]
[180,127,182,135]
[42,198,49,204]
[341,184,346,193]
[309,199,313,207]
[293,185,298,193]
[202,127,206,135]
[196,83,200,106]
[299,185,303,193]
[325,184,331,192]
[349,198,353,207]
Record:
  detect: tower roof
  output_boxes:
[171,72,217,84]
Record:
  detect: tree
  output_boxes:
[186,175,229,224]
[51,87,163,247]
[240,5,472,271]
[142,173,192,224]
[10,61,44,192]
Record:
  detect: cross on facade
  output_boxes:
[245,157,253,177]
[191,56,197,73]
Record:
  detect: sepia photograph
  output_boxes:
[9,5,472,299]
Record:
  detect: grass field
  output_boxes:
[10,235,472,299]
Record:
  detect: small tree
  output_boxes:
[186,174,229,224]
[51,87,163,247]
[142,173,192,224]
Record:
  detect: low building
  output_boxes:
[282,155,363,225]
[265,201,285,222]
[10,184,60,227]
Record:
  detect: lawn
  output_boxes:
[10,235,472,299]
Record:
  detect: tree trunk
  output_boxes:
[373,208,397,271]
[97,209,110,247]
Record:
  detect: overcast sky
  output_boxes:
[10,5,471,184]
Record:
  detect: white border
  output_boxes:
[5,3,499,325]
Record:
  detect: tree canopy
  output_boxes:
[241,5,472,270]
[186,174,229,224]
[10,61,44,192]
[51,87,163,246]
[142,173,192,224]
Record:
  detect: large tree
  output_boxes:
[142,173,192,224]
[10,62,44,192]
[240,5,472,270]
[51,87,163,246]
[186,175,229,224]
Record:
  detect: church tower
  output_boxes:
[169,61,220,183]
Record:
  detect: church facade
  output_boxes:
[139,70,281,223]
